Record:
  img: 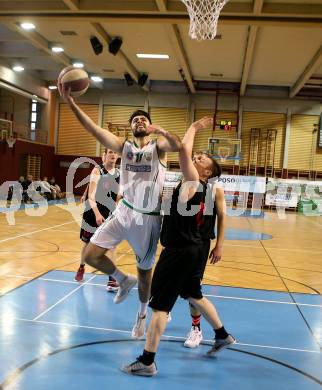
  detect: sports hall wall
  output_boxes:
[54,89,322,176]
[0,88,53,184]
[0,87,321,194]
[0,140,55,184]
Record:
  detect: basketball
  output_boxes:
[59,67,90,97]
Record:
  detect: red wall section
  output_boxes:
[0,139,55,183]
[0,141,103,196]
[53,155,101,194]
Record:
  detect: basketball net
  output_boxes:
[6,135,16,148]
[218,146,230,163]
[181,0,229,40]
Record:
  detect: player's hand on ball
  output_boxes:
[59,84,74,105]
[58,66,89,103]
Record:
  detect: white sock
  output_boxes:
[139,302,148,318]
[111,269,127,284]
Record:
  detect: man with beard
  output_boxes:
[58,78,181,338]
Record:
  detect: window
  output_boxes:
[30,99,38,140]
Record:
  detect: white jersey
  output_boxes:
[120,139,166,213]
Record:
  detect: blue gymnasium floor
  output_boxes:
[0,271,322,390]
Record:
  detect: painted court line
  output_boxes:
[33,274,97,320]
[32,248,133,320]
[17,317,132,335]
[50,229,79,233]
[4,274,33,280]
[226,243,322,254]
[4,273,322,308]
[204,293,322,308]
[13,317,321,354]
[0,221,76,244]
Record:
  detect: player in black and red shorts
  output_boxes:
[183,151,226,348]
[122,116,236,377]
[75,148,120,292]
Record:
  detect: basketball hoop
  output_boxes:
[6,135,16,148]
[181,0,229,40]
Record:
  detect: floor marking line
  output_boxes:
[12,317,321,354]
[32,275,97,320]
[0,221,75,244]
[5,273,322,308]
[204,294,322,308]
[16,318,132,335]
[225,243,322,254]
[32,249,132,321]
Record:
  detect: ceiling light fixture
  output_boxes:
[20,22,35,30]
[51,44,64,53]
[91,75,103,83]
[12,65,24,72]
[136,54,169,59]
[72,62,84,68]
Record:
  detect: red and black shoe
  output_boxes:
[74,265,85,282]
[106,276,119,292]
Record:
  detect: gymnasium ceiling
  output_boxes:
[0,0,322,98]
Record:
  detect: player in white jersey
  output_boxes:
[58,80,181,338]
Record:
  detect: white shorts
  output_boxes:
[90,201,162,270]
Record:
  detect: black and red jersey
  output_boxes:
[160,181,216,247]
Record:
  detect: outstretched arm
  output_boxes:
[58,74,124,154]
[179,117,213,200]
[147,124,182,153]
[182,116,213,156]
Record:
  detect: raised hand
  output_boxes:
[57,66,75,104]
[191,116,213,132]
[146,124,167,136]
[58,83,74,105]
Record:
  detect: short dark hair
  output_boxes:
[129,110,151,125]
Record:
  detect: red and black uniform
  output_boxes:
[80,165,120,243]
[150,181,216,312]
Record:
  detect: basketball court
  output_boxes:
[0,0,322,388]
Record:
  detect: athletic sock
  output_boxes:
[139,302,148,318]
[138,350,155,366]
[111,269,127,284]
[214,326,229,339]
[191,314,201,330]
